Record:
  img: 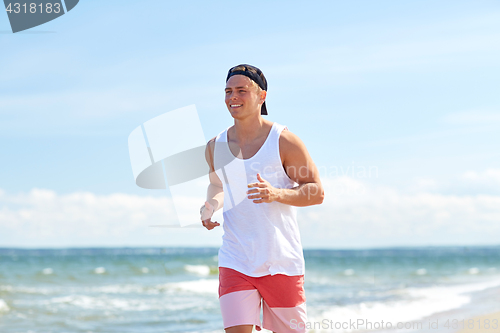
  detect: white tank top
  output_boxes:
[214,122,305,277]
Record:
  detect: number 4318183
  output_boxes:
[444,319,498,330]
[5,2,61,14]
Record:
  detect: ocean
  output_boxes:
[1,246,500,333]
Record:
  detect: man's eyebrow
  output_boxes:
[225,86,248,90]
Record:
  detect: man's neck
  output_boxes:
[232,116,270,144]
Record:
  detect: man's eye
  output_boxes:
[239,90,246,93]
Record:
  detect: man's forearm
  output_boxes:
[275,183,324,207]
[207,183,224,211]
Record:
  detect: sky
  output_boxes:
[0,0,499,249]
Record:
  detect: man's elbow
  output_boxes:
[317,190,324,205]
[313,185,324,205]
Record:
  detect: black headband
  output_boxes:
[226,64,268,115]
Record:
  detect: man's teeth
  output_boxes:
[231,104,242,107]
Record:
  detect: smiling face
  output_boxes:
[225,75,266,119]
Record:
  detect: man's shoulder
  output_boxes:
[206,124,232,154]
[279,127,306,151]
[206,136,217,153]
[207,125,231,145]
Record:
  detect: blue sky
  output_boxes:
[1,0,499,248]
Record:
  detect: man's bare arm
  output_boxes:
[205,137,224,211]
[247,130,324,207]
[201,137,223,229]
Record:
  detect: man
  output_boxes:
[200,64,324,333]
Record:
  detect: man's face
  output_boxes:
[225,75,265,118]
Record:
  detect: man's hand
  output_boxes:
[200,201,220,230]
[247,173,281,204]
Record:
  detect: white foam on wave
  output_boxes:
[94,267,106,274]
[1,281,216,297]
[0,285,13,292]
[0,284,52,295]
[47,295,150,311]
[42,268,53,275]
[159,279,219,295]
[184,264,211,276]
[91,284,151,294]
[468,267,479,275]
[90,280,219,295]
[0,299,10,312]
[41,294,205,312]
[310,279,500,333]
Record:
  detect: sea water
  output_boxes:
[1,246,500,333]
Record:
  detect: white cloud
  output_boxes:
[2,170,500,248]
[408,169,500,197]
[0,188,171,236]
[0,188,223,248]
[298,175,500,248]
[408,170,500,195]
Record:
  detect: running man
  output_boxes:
[200,64,324,333]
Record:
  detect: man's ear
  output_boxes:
[260,90,267,103]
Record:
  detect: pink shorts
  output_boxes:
[218,267,307,333]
